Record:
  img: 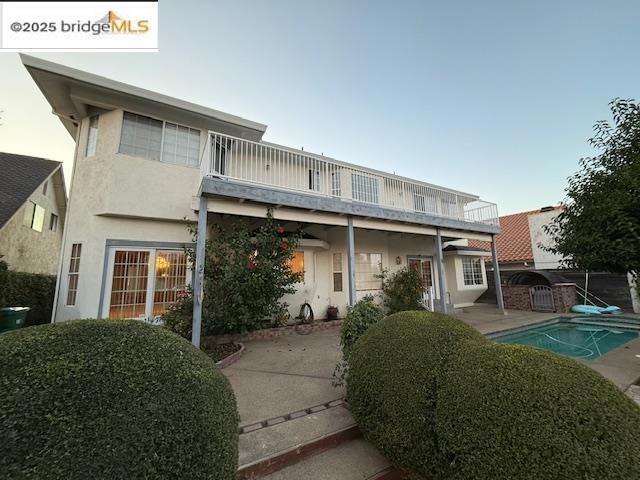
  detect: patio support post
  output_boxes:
[192,196,208,347]
[435,228,448,312]
[491,233,506,314]
[346,216,357,306]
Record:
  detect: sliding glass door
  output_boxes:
[103,247,190,321]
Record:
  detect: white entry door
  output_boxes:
[408,256,437,304]
[102,247,190,321]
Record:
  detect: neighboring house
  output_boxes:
[22,55,504,324]
[0,152,66,275]
[471,206,638,312]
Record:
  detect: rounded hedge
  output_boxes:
[0,320,239,480]
[347,311,488,477]
[436,343,640,480]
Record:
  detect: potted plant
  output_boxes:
[327,305,339,321]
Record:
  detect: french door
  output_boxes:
[102,247,190,321]
[408,257,435,290]
[408,256,437,310]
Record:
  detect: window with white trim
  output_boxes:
[119,112,201,167]
[355,253,382,290]
[23,201,45,232]
[331,171,341,197]
[462,257,483,286]
[308,169,320,192]
[66,243,82,306]
[351,173,379,204]
[86,115,99,157]
[332,253,343,292]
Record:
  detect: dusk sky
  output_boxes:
[1,0,638,214]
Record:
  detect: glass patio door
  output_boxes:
[408,256,437,309]
[408,257,434,290]
[103,248,189,321]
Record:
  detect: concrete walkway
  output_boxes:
[223,329,344,426]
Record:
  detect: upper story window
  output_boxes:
[351,173,379,204]
[23,201,45,232]
[462,257,483,286]
[49,213,58,232]
[86,115,99,157]
[42,180,48,195]
[119,112,201,167]
[308,169,320,192]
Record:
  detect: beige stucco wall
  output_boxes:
[0,173,64,275]
[528,209,564,270]
[55,110,200,321]
[445,254,488,308]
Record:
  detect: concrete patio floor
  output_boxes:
[223,329,344,426]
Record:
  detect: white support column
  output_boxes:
[191,196,208,347]
[491,234,505,314]
[346,216,357,306]
[435,228,448,312]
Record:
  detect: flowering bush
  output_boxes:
[163,209,303,337]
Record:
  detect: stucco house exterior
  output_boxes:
[0,152,66,275]
[21,55,505,332]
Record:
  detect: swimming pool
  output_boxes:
[491,317,640,361]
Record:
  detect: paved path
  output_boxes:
[223,329,344,425]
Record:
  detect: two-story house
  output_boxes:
[22,55,505,339]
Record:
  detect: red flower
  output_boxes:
[276,226,285,235]
[281,241,288,250]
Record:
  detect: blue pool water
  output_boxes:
[493,318,640,361]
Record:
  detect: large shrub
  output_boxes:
[339,295,385,361]
[380,266,425,314]
[0,261,55,326]
[436,343,640,480]
[347,311,488,477]
[0,320,239,480]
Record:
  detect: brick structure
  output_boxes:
[502,283,577,313]
[502,285,532,311]
[552,283,578,313]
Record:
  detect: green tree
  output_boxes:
[545,99,640,283]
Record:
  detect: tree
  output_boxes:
[545,99,640,282]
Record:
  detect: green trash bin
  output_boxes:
[0,307,30,333]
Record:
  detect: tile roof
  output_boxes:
[468,208,561,264]
[0,152,61,229]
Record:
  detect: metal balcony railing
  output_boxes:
[201,131,500,227]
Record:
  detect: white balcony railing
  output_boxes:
[201,131,499,227]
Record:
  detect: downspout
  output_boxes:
[50,115,81,323]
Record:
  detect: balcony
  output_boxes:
[200,131,500,232]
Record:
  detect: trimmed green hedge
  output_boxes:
[347,311,488,477]
[0,320,239,480]
[436,343,640,479]
[339,296,384,361]
[0,261,55,326]
[347,312,640,479]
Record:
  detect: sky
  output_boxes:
[1,0,639,215]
